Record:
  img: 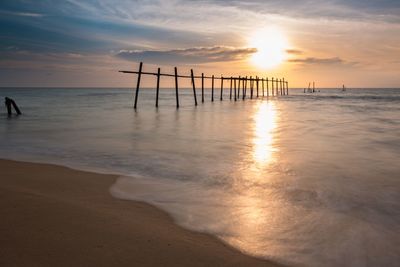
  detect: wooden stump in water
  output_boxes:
[4,97,21,116]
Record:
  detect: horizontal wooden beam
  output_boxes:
[119,70,283,82]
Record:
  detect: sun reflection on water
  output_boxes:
[252,102,277,165]
[224,101,280,254]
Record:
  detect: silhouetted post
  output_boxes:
[133,62,143,109]
[4,97,21,116]
[191,69,198,106]
[234,78,237,101]
[174,67,179,108]
[5,98,12,115]
[229,77,233,100]
[267,78,269,98]
[237,76,241,99]
[250,76,253,99]
[201,73,205,103]
[278,79,281,96]
[220,76,224,101]
[276,78,279,96]
[271,77,274,96]
[243,76,248,99]
[279,79,282,95]
[256,76,259,98]
[278,79,281,95]
[242,77,247,100]
[211,75,215,102]
[287,81,289,95]
[262,78,265,97]
[155,67,161,107]
[282,78,285,96]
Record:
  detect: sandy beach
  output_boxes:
[0,159,281,267]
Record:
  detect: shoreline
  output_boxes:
[0,159,282,267]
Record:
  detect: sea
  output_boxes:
[1,87,399,267]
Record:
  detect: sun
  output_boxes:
[249,27,289,69]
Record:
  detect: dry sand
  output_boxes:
[0,159,282,267]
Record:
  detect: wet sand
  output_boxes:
[0,159,281,267]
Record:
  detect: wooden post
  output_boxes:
[5,97,12,115]
[174,67,179,108]
[276,78,279,96]
[191,69,198,106]
[155,67,160,107]
[278,79,281,96]
[250,76,253,99]
[234,78,237,101]
[262,78,265,97]
[271,77,274,96]
[211,75,215,102]
[267,78,269,98]
[242,77,247,100]
[230,77,233,100]
[201,73,204,103]
[237,76,242,100]
[256,76,259,98]
[220,76,224,101]
[282,78,285,96]
[133,62,143,109]
[243,76,248,100]
[4,98,21,115]
[287,81,289,95]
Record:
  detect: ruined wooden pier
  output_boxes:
[120,62,289,109]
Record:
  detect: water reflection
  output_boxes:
[252,101,277,165]
[224,101,280,254]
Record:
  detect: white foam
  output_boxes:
[110,175,400,267]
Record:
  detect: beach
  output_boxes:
[0,159,281,267]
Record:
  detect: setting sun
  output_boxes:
[249,27,289,69]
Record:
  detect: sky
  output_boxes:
[0,0,399,88]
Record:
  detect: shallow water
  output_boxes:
[1,87,399,267]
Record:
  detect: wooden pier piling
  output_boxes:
[250,76,254,99]
[237,76,241,99]
[4,97,21,116]
[257,77,260,98]
[191,69,198,106]
[262,78,265,97]
[271,77,274,96]
[133,62,143,109]
[156,67,160,107]
[287,81,289,95]
[230,77,233,100]
[5,98,11,115]
[201,73,205,103]
[174,67,179,108]
[267,78,269,98]
[211,75,215,102]
[234,78,237,101]
[220,76,223,101]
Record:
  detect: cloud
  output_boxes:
[286,49,303,55]
[116,46,257,64]
[0,10,44,17]
[288,57,345,65]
